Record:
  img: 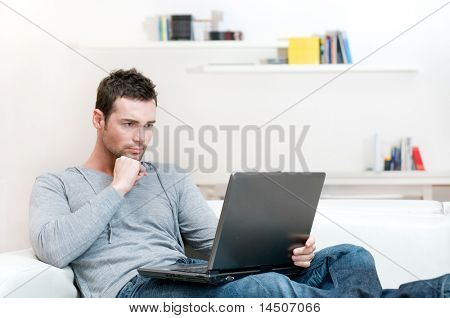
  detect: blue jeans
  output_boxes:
[116,244,449,298]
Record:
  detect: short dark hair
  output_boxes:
[95,68,157,122]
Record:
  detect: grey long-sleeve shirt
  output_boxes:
[29,162,218,298]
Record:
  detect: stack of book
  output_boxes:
[208,31,243,40]
[321,30,353,64]
[158,15,193,41]
[156,12,243,41]
[384,138,425,171]
[369,135,425,172]
[287,30,352,65]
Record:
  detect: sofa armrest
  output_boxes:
[0,248,79,298]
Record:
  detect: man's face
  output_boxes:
[100,97,156,161]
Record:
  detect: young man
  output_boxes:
[29,69,449,298]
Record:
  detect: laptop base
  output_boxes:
[138,264,303,285]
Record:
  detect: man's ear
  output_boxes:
[92,109,105,129]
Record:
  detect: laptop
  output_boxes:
[138,171,326,284]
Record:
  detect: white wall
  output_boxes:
[0,0,449,251]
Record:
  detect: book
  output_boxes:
[192,20,209,41]
[342,31,353,64]
[399,137,415,171]
[336,33,343,63]
[329,31,337,64]
[401,138,407,171]
[158,16,164,41]
[170,15,192,40]
[392,146,401,171]
[405,137,413,170]
[412,147,425,171]
[337,31,348,64]
[320,36,325,64]
[158,15,170,41]
[323,35,331,64]
[288,37,320,64]
[384,156,392,171]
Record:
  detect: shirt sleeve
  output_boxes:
[176,169,219,256]
[29,173,124,268]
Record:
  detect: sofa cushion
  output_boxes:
[0,249,78,298]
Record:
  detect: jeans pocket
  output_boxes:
[117,275,138,298]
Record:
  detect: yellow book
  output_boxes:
[288,37,320,64]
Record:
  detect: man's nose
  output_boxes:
[132,127,145,143]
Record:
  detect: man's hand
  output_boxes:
[110,156,148,196]
[291,236,316,268]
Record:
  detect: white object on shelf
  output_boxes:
[366,133,384,173]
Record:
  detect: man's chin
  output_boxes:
[121,152,144,161]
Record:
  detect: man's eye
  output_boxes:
[144,124,153,129]
[124,123,134,127]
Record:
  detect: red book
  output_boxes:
[412,147,425,171]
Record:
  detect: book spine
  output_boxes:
[158,16,162,41]
[393,146,401,171]
[389,147,395,171]
[160,15,167,41]
[337,31,348,64]
[166,16,170,40]
[412,147,425,170]
[406,137,413,171]
[320,36,325,64]
[342,31,353,64]
[331,31,337,64]
[401,138,406,171]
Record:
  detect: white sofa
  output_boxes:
[1,200,450,297]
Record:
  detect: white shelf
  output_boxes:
[79,41,287,50]
[194,64,419,73]
[78,43,419,74]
